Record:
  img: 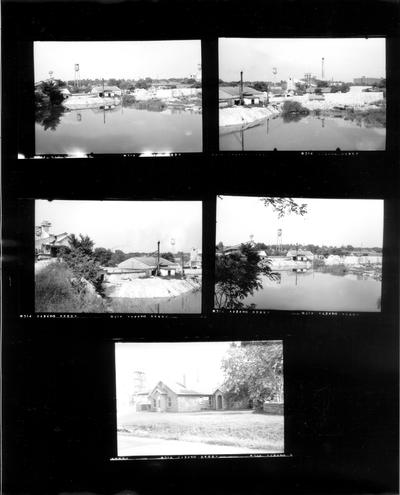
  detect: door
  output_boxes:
[217,395,222,410]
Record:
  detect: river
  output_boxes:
[220,115,385,151]
[240,270,381,312]
[108,289,201,314]
[35,105,202,154]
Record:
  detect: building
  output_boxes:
[353,77,383,86]
[130,391,152,411]
[35,221,70,259]
[148,381,210,412]
[190,248,202,268]
[286,249,314,262]
[219,86,264,107]
[90,85,122,97]
[117,256,178,277]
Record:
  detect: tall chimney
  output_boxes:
[240,71,244,105]
[321,57,325,80]
[182,374,186,387]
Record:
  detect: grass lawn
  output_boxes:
[118,410,284,452]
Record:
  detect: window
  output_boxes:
[168,397,172,407]
[153,399,156,407]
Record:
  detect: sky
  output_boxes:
[34,40,201,82]
[35,200,202,252]
[216,196,384,248]
[219,38,386,82]
[115,341,233,408]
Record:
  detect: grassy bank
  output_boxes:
[118,410,284,451]
[35,262,106,313]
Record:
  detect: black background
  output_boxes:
[2,1,399,494]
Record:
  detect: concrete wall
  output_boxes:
[263,402,284,415]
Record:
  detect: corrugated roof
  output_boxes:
[117,257,152,270]
[219,86,263,98]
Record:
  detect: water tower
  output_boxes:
[277,228,283,253]
[170,238,176,253]
[272,67,277,87]
[74,63,81,89]
[133,371,146,393]
[48,70,54,81]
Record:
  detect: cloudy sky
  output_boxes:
[216,196,384,248]
[34,40,201,82]
[219,38,386,82]
[115,342,233,408]
[36,200,202,252]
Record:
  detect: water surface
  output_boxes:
[35,106,202,154]
[241,270,381,312]
[220,115,385,151]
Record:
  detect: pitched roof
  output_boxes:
[219,86,263,98]
[286,249,314,258]
[135,256,176,268]
[117,257,153,270]
[150,380,208,397]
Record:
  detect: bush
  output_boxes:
[281,100,309,116]
[35,262,106,313]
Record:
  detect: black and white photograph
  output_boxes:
[219,38,386,151]
[116,341,284,457]
[35,200,202,313]
[215,196,383,312]
[34,41,202,155]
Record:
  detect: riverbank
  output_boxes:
[220,105,280,129]
[219,87,385,129]
[63,95,121,109]
[104,276,201,299]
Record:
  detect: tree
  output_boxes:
[109,249,127,267]
[161,252,175,262]
[39,80,66,105]
[222,341,283,410]
[252,81,269,92]
[135,79,149,90]
[68,234,94,256]
[260,197,308,218]
[215,243,280,309]
[94,247,113,266]
[58,234,104,296]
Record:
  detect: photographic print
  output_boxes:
[34,41,202,154]
[215,196,383,312]
[35,200,202,313]
[219,38,386,151]
[116,341,284,457]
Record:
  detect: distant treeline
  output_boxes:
[216,242,382,257]
[93,247,188,267]
[63,77,200,91]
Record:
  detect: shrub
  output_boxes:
[281,100,309,116]
[35,262,106,313]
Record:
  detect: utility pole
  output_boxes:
[240,70,244,105]
[157,241,160,276]
[321,58,325,80]
[181,252,185,276]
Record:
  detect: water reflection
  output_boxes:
[35,105,66,131]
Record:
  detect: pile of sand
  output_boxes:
[104,277,200,299]
[220,105,280,127]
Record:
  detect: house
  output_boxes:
[35,221,70,259]
[148,381,210,412]
[219,240,256,256]
[219,86,264,107]
[117,256,178,277]
[90,85,122,98]
[286,249,314,262]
